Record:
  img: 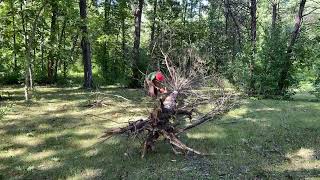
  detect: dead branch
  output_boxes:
[100,32,240,157]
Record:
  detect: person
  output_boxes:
[145,71,167,97]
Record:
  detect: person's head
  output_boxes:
[155,71,165,82]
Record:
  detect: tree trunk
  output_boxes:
[121,13,126,61]
[224,0,241,47]
[190,0,194,19]
[79,0,93,89]
[130,0,144,88]
[92,0,97,7]
[249,0,257,94]
[11,1,17,71]
[277,0,306,94]
[48,1,58,83]
[183,0,187,25]
[54,16,67,80]
[41,30,45,73]
[119,0,127,62]
[20,0,30,101]
[198,0,202,19]
[104,0,111,33]
[271,2,277,30]
[149,0,157,54]
[101,0,111,79]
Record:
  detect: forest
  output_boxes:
[0,0,320,179]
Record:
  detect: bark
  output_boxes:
[11,1,17,71]
[121,11,126,62]
[190,0,194,19]
[198,0,202,19]
[54,17,68,80]
[149,0,157,54]
[224,4,229,36]
[183,0,187,26]
[224,0,241,46]
[101,0,111,78]
[41,31,45,73]
[277,0,306,93]
[104,0,111,33]
[20,0,30,101]
[48,1,58,83]
[79,0,93,89]
[130,0,144,88]
[249,0,257,94]
[271,2,277,30]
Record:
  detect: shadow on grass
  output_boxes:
[0,87,179,179]
[0,87,319,179]
[182,98,320,179]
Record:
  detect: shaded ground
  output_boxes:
[0,86,319,179]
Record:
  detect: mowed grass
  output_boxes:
[0,86,319,179]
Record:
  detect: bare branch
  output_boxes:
[303,7,320,17]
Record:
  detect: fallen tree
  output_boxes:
[100,44,239,158]
[101,91,236,158]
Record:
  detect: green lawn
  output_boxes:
[0,86,319,179]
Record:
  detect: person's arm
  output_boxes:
[152,81,162,90]
[153,81,167,93]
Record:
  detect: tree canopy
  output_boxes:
[0,0,319,99]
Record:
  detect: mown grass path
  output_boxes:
[0,87,319,179]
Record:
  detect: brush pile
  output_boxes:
[100,46,238,157]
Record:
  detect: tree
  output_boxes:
[79,0,93,89]
[48,0,58,83]
[277,0,307,94]
[0,0,318,99]
[149,0,158,53]
[248,0,257,94]
[20,0,47,100]
[130,0,144,88]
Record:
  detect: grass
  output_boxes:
[0,86,319,179]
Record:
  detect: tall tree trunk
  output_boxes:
[130,0,144,88]
[183,0,187,25]
[249,0,257,94]
[54,17,67,80]
[41,30,45,73]
[79,0,93,89]
[11,1,17,71]
[119,0,127,62]
[224,4,229,36]
[190,0,194,19]
[48,1,58,83]
[198,0,202,19]
[149,0,157,54]
[20,0,30,101]
[104,0,111,31]
[278,0,306,93]
[21,0,46,100]
[121,13,126,61]
[271,2,277,30]
[224,0,241,47]
[102,0,111,78]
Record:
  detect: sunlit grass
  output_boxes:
[0,86,319,179]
